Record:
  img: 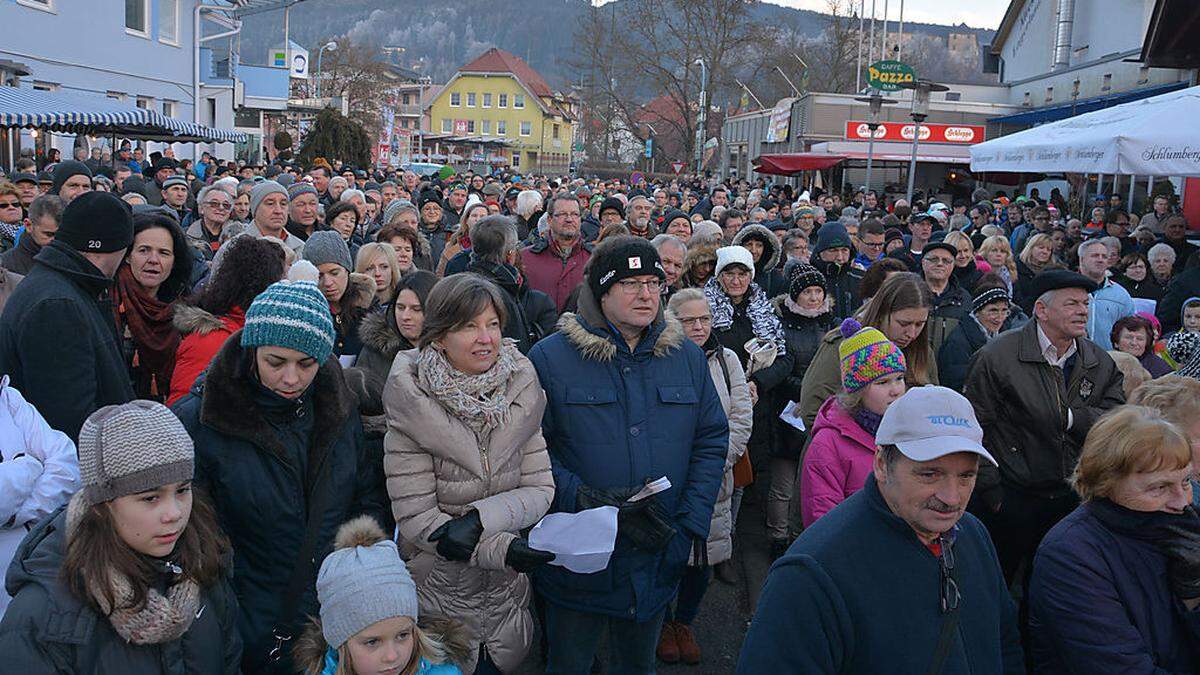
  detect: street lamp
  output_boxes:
[852,91,896,198]
[694,58,707,176]
[315,40,338,99]
[899,78,949,203]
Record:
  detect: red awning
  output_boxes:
[753,153,847,175]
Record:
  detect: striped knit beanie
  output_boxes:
[78,401,194,505]
[240,279,335,363]
[837,318,906,393]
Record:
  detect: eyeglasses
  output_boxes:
[0,202,19,209]
[861,239,885,250]
[678,315,712,326]
[939,538,960,614]
[203,201,232,210]
[978,306,1010,318]
[615,279,663,295]
[924,256,955,266]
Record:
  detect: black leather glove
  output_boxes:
[505,538,555,573]
[1156,509,1200,600]
[428,510,484,562]
[619,496,677,552]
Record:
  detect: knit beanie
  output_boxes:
[587,235,665,299]
[972,287,1011,314]
[288,183,318,201]
[317,516,418,649]
[813,221,853,256]
[50,160,93,196]
[599,196,625,219]
[715,245,755,277]
[302,230,353,272]
[837,318,906,393]
[249,180,288,217]
[77,401,194,505]
[161,175,188,191]
[788,263,827,299]
[241,278,336,363]
[57,191,134,253]
[661,208,689,229]
[382,199,413,226]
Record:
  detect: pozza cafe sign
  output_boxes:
[845,121,986,145]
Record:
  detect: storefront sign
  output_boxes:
[844,121,985,144]
[765,98,795,143]
[867,60,915,91]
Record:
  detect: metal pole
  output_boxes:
[856,0,866,92]
[882,0,889,59]
[696,60,707,175]
[775,67,801,97]
[897,0,905,61]
[1128,176,1136,212]
[905,115,922,203]
[417,78,425,160]
[869,0,877,66]
[865,125,877,194]
[316,48,324,98]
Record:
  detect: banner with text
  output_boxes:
[844,121,986,145]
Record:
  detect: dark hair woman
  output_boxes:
[0,401,240,673]
[167,235,286,405]
[171,278,390,673]
[113,211,195,401]
[325,201,362,260]
[798,272,935,430]
[1113,252,1164,302]
[384,273,554,674]
[1111,314,1173,378]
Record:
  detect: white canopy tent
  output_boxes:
[970,85,1200,176]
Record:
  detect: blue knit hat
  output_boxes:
[240,279,335,362]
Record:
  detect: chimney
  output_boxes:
[1052,0,1075,71]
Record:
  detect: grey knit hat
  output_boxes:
[249,180,288,217]
[382,198,415,226]
[302,230,353,272]
[317,516,418,649]
[78,401,194,505]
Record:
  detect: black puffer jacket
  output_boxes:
[811,258,863,320]
[466,258,557,353]
[936,314,990,393]
[0,240,134,441]
[171,336,389,674]
[733,224,787,299]
[0,499,241,674]
[772,297,838,458]
[926,280,974,355]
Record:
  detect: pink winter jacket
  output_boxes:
[800,397,880,527]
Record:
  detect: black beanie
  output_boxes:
[57,191,134,253]
[588,235,666,299]
[51,160,93,196]
[599,197,625,219]
[788,263,827,299]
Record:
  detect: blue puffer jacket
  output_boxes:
[1029,502,1200,673]
[528,284,728,622]
[1087,277,1135,350]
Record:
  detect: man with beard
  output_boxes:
[627,195,655,239]
[442,181,468,230]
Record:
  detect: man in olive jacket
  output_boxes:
[964,270,1124,591]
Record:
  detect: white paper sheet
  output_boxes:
[779,400,806,432]
[338,354,357,368]
[629,476,671,502]
[529,506,619,574]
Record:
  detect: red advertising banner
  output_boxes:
[844,121,986,145]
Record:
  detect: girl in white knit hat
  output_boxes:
[295,515,467,675]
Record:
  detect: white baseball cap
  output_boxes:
[876,386,996,466]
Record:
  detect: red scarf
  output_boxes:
[115,266,180,400]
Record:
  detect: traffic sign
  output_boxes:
[867,60,916,92]
[671,161,685,175]
[644,138,653,158]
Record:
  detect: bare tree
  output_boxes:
[315,37,400,134]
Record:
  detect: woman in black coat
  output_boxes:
[172,278,389,674]
[938,285,1012,392]
[1113,252,1165,302]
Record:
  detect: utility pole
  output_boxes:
[695,58,707,175]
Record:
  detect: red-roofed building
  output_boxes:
[428,48,577,173]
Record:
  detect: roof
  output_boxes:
[1139,0,1200,68]
[990,0,1027,55]
[459,48,553,99]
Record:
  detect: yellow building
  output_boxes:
[428,48,576,173]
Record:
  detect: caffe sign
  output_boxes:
[867,60,915,92]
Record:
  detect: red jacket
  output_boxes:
[519,237,591,313]
[167,305,244,406]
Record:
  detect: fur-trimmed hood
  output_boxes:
[172,303,228,336]
[732,223,782,275]
[357,310,409,361]
[683,242,718,278]
[555,281,685,362]
[292,616,472,674]
[343,272,377,312]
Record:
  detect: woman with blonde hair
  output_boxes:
[1014,232,1062,313]
[356,242,402,306]
[1029,406,1200,673]
[978,235,1017,293]
[944,230,986,291]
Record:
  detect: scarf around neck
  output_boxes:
[1087,497,1200,544]
[418,339,518,434]
[703,277,788,356]
[852,406,884,437]
[115,265,180,399]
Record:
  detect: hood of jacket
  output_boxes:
[556,282,685,363]
[342,272,377,312]
[811,397,879,452]
[683,242,718,277]
[292,616,474,675]
[732,223,782,275]
[357,310,409,361]
[172,303,244,337]
[32,240,112,295]
[192,332,354,471]
[467,258,522,297]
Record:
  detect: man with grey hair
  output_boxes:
[1,194,62,275]
[467,214,555,352]
[185,185,235,260]
[627,195,655,239]
[650,233,686,299]
[964,270,1123,614]
[1077,238,1134,350]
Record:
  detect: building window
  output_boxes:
[466,120,476,133]
[511,153,520,168]
[482,93,492,108]
[481,119,492,134]
[159,0,179,45]
[402,94,411,105]
[125,0,149,36]
[466,92,476,107]
[162,100,176,118]
[32,81,58,92]
[498,93,508,108]
[106,90,127,102]
[1044,86,1053,104]
[552,124,559,139]
[1102,73,1112,92]
[520,121,532,136]
[441,118,452,133]
[497,120,507,135]
[136,96,153,109]
[16,0,55,13]
[450,92,461,107]
[514,94,525,109]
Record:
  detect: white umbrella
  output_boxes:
[970,85,1200,175]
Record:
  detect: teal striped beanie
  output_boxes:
[240,280,335,363]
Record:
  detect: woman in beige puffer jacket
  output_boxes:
[383,273,554,674]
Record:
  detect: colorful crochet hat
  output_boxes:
[837,318,906,393]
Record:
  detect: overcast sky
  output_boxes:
[775,0,1010,29]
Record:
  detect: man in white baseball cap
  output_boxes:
[738,386,1021,674]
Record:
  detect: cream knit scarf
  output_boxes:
[418,339,518,434]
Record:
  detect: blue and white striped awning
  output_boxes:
[0,87,247,143]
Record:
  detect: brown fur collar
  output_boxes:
[344,273,377,311]
[172,303,226,336]
[196,332,354,480]
[292,616,473,673]
[357,310,407,360]
[556,283,685,362]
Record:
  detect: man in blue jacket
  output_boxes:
[528,235,728,674]
[737,386,1024,674]
[1079,238,1134,350]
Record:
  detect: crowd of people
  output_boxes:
[0,142,1198,674]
